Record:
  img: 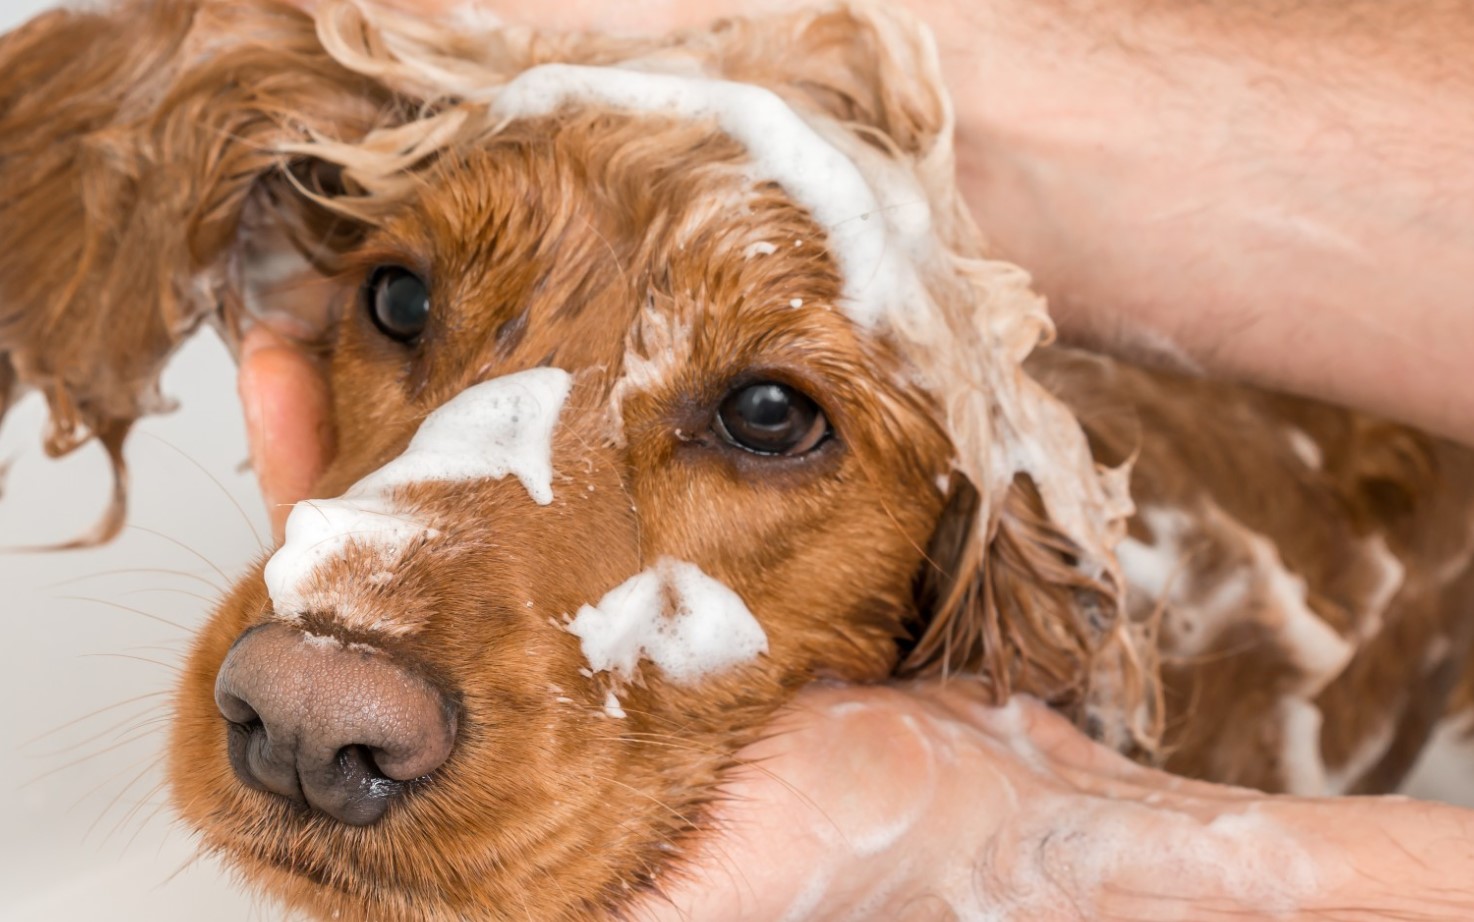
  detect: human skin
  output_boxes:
[240,0,1474,916]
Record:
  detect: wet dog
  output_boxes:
[2,1,1472,918]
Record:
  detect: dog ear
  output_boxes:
[905,471,1161,753]
[0,0,399,543]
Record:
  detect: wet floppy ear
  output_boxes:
[0,0,392,544]
[905,471,1161,753]
[906,474,1108,704]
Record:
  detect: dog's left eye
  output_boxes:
[366,266,430,343]
[715,382,829,456]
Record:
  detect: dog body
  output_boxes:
[1037,349,1474,793]
[3,1,1472,919]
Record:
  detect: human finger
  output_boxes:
[238,326,335,543]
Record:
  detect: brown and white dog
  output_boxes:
[2,1,1472,919]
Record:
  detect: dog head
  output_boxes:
[0,2,1146,918]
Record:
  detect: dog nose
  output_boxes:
[213,622,456,826]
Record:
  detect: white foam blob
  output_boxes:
[565,557,769,685]
[1284,426,1324,470]
[264,367,571,616]
[489,64,931,330]
[602,690,627,719]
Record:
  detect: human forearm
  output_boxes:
[939,0,1474,443]
[1250,796,1474,922]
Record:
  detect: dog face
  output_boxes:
[170,118,960,918]
[1,2,1141,918]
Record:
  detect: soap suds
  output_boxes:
[602,690,627,719]
[565,557,768,685]
[1123,502,1354,693]
[489,64,932,331]
[1277,697,1329,795]
[1357,535,1405,638]
[1004,802,1321,918]
[353,365,571,504]
[1116,506,1192,604]
[1242,528,1354,690]
[1284,427,1324,470]
[775,868,833,922]
[264,367,571,617]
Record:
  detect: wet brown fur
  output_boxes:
[3,2,1473,919]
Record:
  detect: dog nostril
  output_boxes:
[224,713,307,804]
[216,691,260,728]
[213,623,457,826]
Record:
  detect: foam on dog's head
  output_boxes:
[488,63,932,333]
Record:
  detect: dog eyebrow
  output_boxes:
[490,63,932,332]
[263,367,572,617]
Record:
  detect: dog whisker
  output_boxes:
[25,704,169,760]
[125,524,234,586]
[88,765,166,845]
[53,595,191,634]
[21,689,169,749]
[120,585,221,608]
[137,430,268,553]
[78,651,183,675]
[104,778,173,851]
[25,728,164,790]
[38,566,224,594]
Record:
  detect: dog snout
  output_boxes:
[213,622,456,826]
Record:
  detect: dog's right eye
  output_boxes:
[715,381,830,457]
[366,266,430,343]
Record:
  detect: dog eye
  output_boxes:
[366,266,430,343]
[715,382,829,456]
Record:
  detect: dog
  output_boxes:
[3,0,1472,918]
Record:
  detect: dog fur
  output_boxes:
[2,1,1472,919]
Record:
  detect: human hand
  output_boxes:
[628,681,1301,921]
[634,680,1474,921]
[238,325,335,543]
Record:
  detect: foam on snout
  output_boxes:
[565,557,769,685]
[264,367,572,617]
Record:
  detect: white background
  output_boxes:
[0,3,263,918]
